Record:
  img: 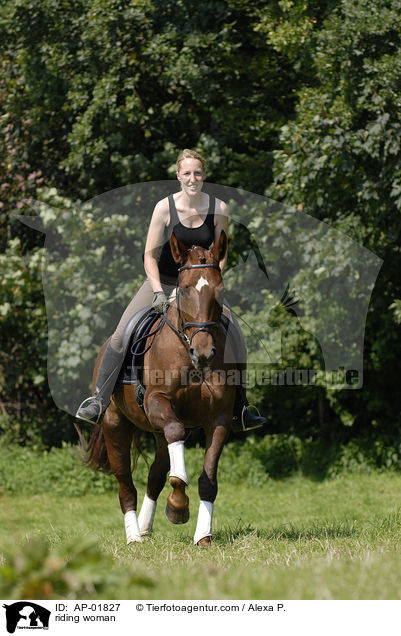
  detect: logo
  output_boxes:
[2,603,51,634]
[187,369,204,384]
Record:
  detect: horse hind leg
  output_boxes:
[102,406,142,544]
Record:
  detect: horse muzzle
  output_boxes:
[189,345,216,370]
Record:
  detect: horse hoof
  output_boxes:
[164,502,190,525]
[196,536,212,547]
[126,536,143,545]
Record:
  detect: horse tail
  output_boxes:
[74,418,147,474]
[86,422,111,472]
[74,420,111,472]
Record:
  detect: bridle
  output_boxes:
[161,262,221,351]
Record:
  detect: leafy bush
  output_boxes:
[3,435,401,502]
[0,443,119,497]
[0,536,153,599]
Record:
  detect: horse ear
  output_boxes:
[211,230,227,263]
[170,231,189,264]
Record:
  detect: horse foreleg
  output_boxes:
[102,407,142,544]
[137,433,170,536]
[165,439,190,524]
[194,423,230,546]
[145,393,189,524]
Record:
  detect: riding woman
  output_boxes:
[76,149,266,430]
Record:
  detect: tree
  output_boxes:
[267,0,401,442]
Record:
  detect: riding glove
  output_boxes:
[152,291,170,314]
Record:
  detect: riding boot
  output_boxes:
[75,342,125,424]
[232,363,267,432]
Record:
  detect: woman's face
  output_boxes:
[177,158,205,196]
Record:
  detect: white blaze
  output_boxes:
[195,275,209,292]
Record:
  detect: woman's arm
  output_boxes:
[143,199,169,292]
[214,199,229,272]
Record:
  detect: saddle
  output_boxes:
[118,307,161,407]
[118,308,231,409]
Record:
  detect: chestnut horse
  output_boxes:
[85,230,236,546]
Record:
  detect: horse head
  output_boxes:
[169,230,227,369]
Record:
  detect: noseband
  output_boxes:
[161,262,221,351]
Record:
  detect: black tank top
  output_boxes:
[157,194,216,278]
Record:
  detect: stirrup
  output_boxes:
[241,404,264,432]
[75,396,104,425]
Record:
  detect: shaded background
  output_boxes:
[1,0,400,474]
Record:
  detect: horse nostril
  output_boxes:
[189,347,195,357]
[210,347,216,360]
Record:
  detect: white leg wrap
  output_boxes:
[168,440,188,485]
[138,494,157,536]
[193,500,214,545]
[124,510,143,544]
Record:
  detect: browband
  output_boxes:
[178,263,220,273]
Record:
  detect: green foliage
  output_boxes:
[26,188,148,413]
[0,443,121,496]
[0,0,311,202]
[269,0,401,231]
[0,239,46,393]
[267,0,401,443]
[3,437,401,505]
[0,0,323,442]
[0,235,74,446]
[1,0,401,455]
[0,536,153,599]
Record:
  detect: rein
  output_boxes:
[129,319,165,356]
[161,262,221,351]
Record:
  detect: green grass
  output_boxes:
[1,444,401,599]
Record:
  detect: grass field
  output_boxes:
[1,443,401,600]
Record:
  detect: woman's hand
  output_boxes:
[152,291,170,314]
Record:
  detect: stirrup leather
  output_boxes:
[241,404,264,432]
[75,396,104,425]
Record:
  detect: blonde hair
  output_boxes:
[176,149,207,174]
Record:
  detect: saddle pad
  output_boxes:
[119,310,161,385]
